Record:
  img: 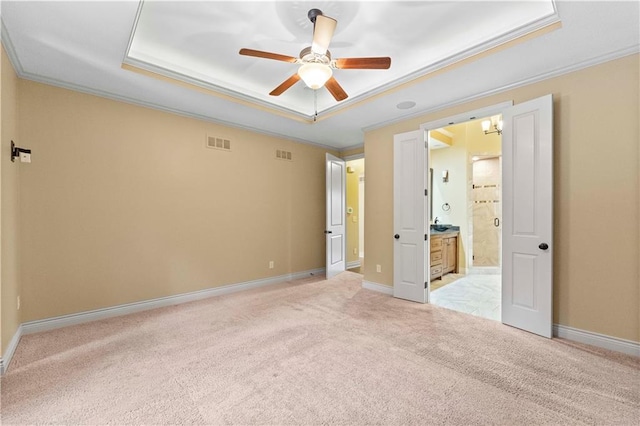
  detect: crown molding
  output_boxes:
[363,45,639,134]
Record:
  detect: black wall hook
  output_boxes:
[11,140,31,163]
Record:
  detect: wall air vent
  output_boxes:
[206,136,231,151]
[276,149,293,161]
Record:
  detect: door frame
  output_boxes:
[419,101,512,281]
[417,99,555,338]
[343,153,365,271]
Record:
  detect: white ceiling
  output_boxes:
[1,1,639,150]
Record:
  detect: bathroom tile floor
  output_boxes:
[430,274,501,321]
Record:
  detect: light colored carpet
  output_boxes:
[431,274,501,321]
[1,272,638,424]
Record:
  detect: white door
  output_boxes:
[393,130,429,303]
[502,94,554,338]
[326,153,346,279]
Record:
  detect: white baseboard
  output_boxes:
[362,280,393,295]
[5,271,636,375]
[553,324,639,357]
[346,260,361,270]
[0,324,24,375]
[21,268,325,336]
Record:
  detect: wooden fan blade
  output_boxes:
[311,14,337,55]
[335,57,391,69]
[270,73,301,96]
[325,77,348,101]
[239,48,297,63]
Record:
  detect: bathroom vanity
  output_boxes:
[430,229,459,281]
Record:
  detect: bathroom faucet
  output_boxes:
[434,217,440,224]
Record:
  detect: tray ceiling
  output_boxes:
[124,1,558,119]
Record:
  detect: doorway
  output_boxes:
[428,118,502,321]
[392,95,554,338]
[346,158,364,274]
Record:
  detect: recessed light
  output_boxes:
[396,101,416,110]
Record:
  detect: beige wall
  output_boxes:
[346,158,364,264]
[1,46,21,354]
[17,80,330,322]
[364,54,639,342]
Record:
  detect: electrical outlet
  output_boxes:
[353,248,357,255]
[376,264,382,273]
[269,261,274,269]
[17,296,21,310]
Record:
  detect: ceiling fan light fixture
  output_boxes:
[298,62,333,89]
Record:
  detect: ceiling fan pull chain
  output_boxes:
[313,89,318,122]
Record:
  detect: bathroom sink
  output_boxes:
[431,224,451,232]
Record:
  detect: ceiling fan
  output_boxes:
[239,8,391,102]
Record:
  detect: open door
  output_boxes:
[326,153,346,279]
[502,94,553,338]
[393,130,429,303]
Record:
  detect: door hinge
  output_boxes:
[424,189,428,196]
[424,234,428,241]
[425,281,428,289]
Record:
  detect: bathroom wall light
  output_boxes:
[481,116,503,135]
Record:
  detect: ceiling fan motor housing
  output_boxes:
[299,46,331,65]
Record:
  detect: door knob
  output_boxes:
[538,243,549,250]
[394,234,400,239]
[324,230,332,234]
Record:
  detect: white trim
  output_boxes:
[19,71,335,150]
[342,152,365,161]
[122,57,311,120]
[4,279,637,374]
[21,268,325,336]
[346,260,361,270]
[362,280,393,295]
[364,45,639,133]
[420,101,514,131]
[340,143,364,153]
[553,324,640,357]
[0,325,24,375]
